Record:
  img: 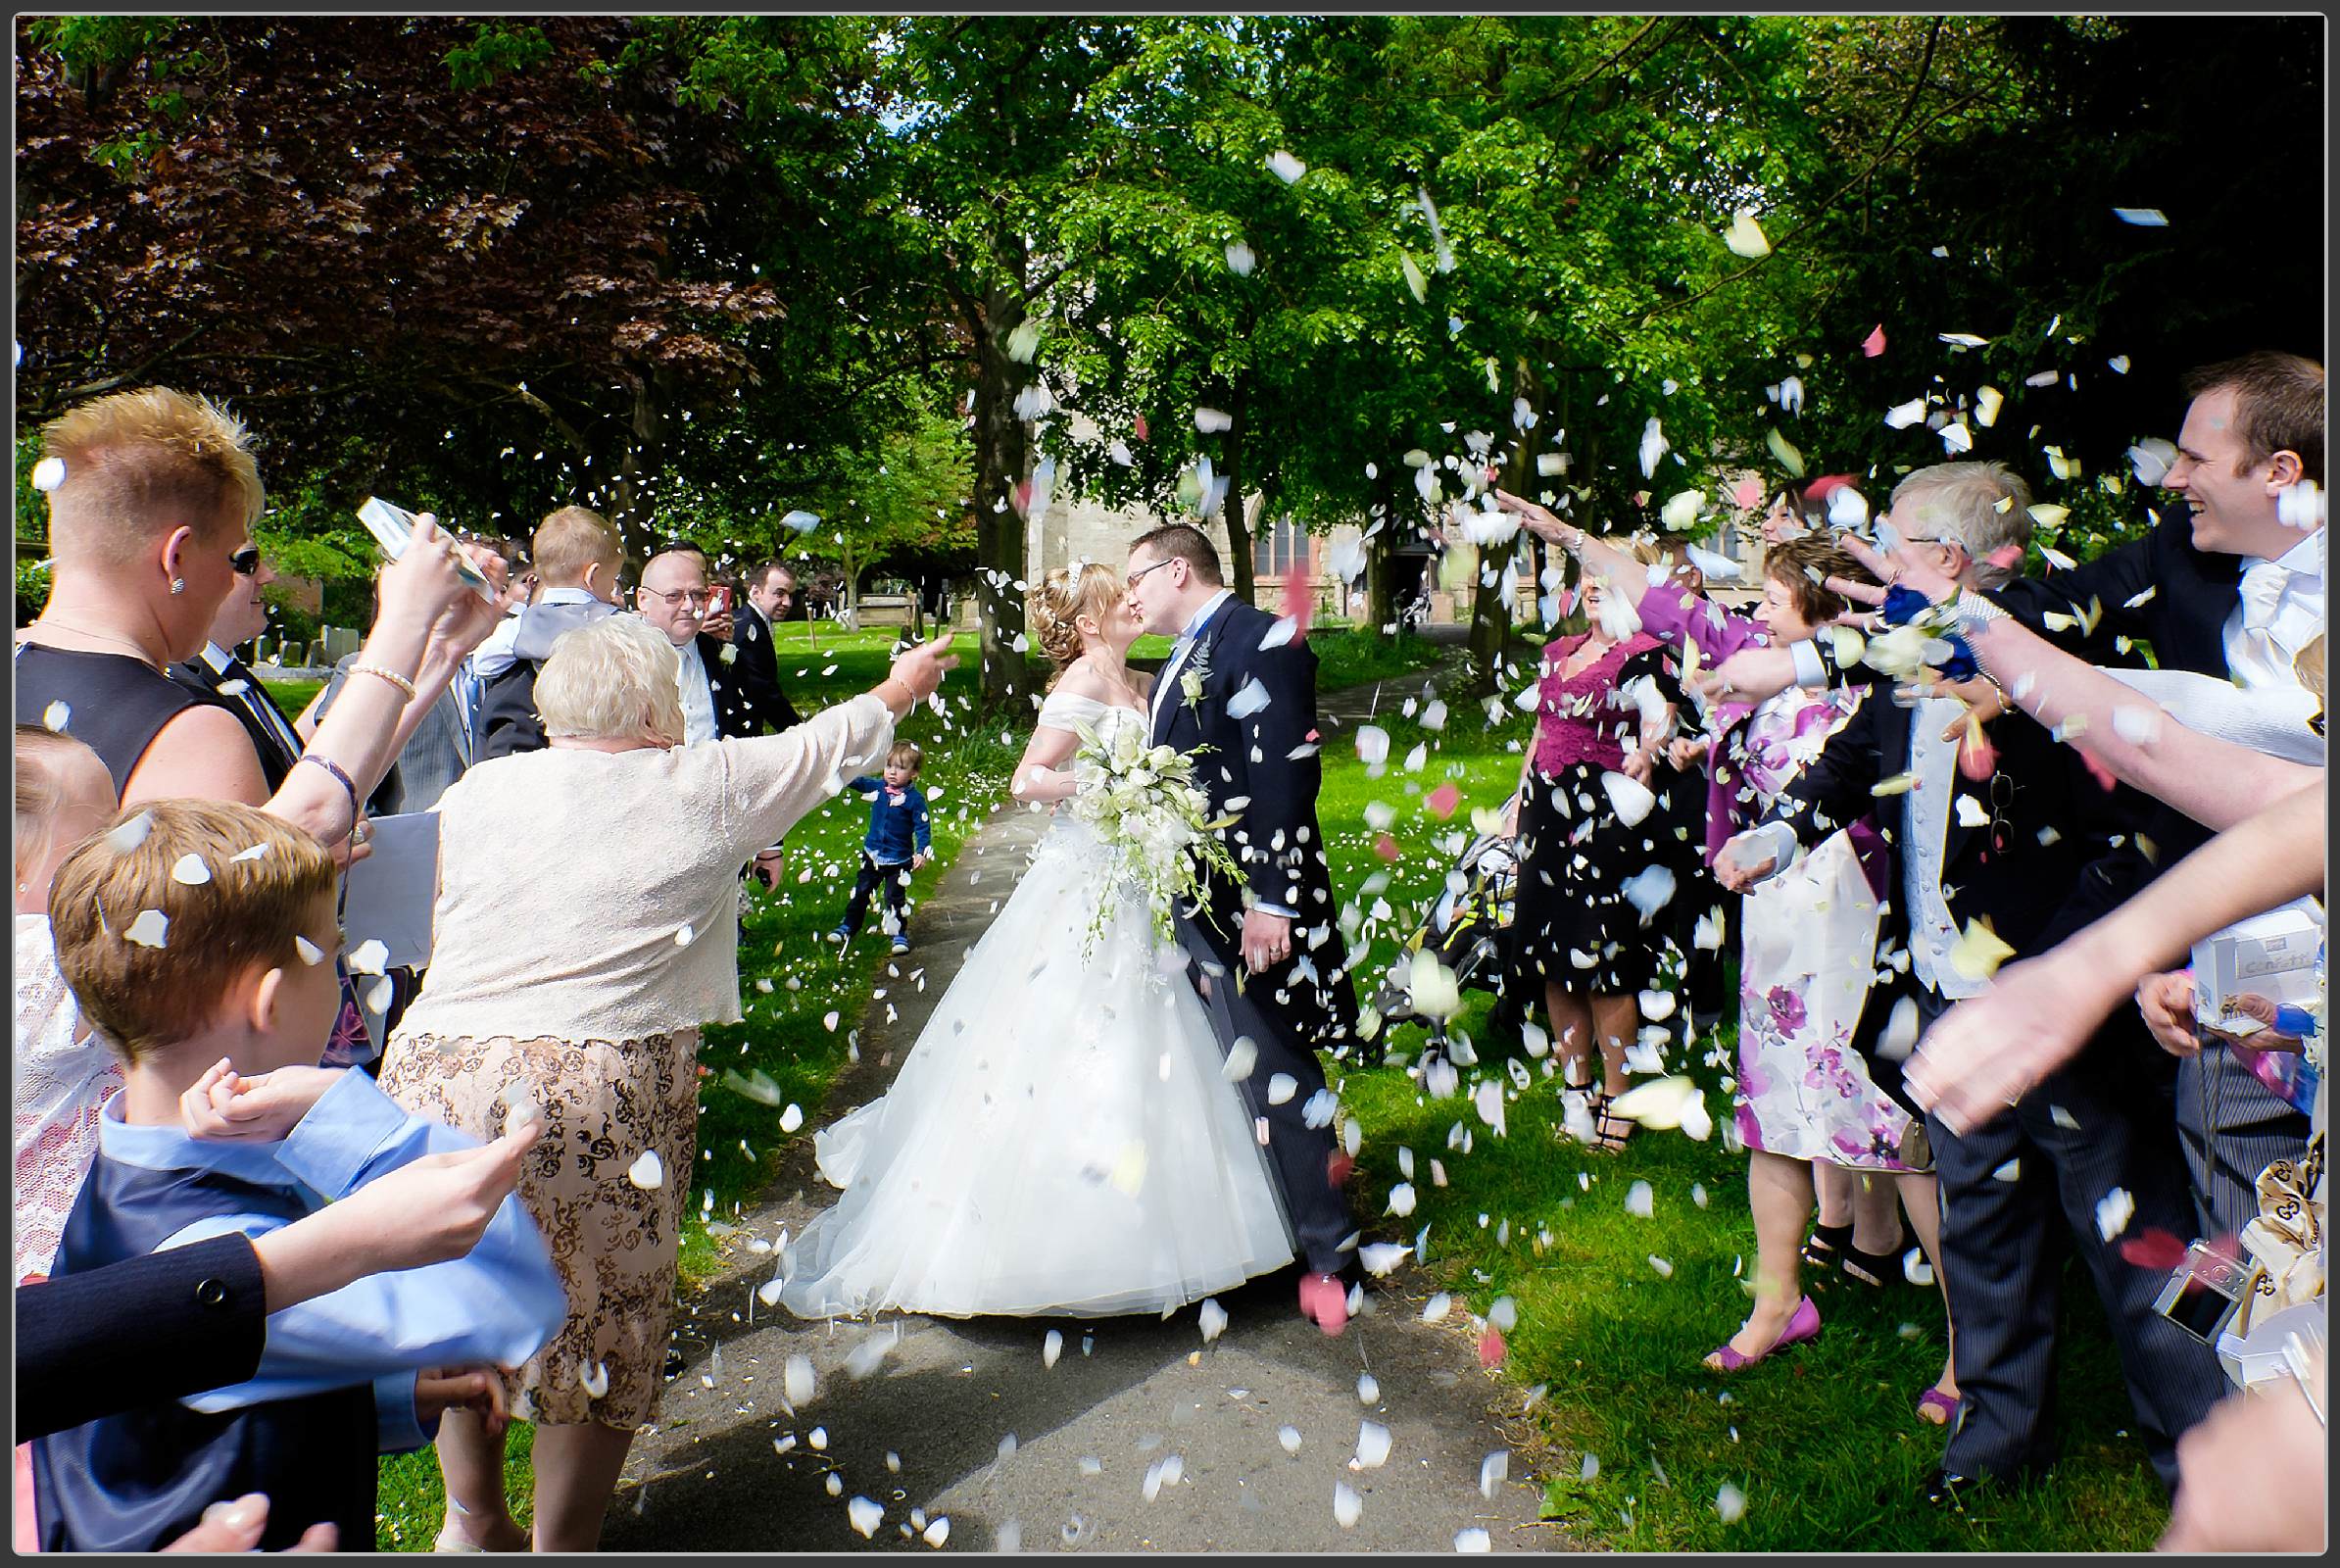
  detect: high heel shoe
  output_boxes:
[1702,1295,1821,1372]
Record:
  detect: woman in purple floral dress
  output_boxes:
[1488,492,1959,1408]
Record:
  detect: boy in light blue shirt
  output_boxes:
[31,799,564,1552]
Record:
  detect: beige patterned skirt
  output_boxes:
[377,1029,700,1431]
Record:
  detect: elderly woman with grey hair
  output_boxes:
[376,613,955,1552]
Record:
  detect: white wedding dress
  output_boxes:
[778,692,1296,1319]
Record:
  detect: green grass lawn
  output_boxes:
[1312,688,2168,1551]
[354,617,2162,1549]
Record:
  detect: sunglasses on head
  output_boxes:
[230,545,261,577]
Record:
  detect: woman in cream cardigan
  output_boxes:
[378,613,954,1552]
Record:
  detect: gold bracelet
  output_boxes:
[347,662,418,701]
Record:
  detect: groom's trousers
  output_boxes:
[1176,913,1353,1278]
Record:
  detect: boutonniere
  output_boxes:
[1181,665,1207,709]
[719,643,738,665]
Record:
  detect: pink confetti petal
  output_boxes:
[2118,1228,2187,1272]
[1477,1326,1507,1368]
[1133,414,1149,443]
[1730,476,1765,510]
[1279,563,1314,640]
[1861,323,1886,358]
[1373,834,1401,862]
[1955,723,1997,782]
[2072,744,2118,793]
[1426,783,1461,819]
[1985,544,2025,571]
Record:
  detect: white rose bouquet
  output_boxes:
[1065,718,1239,952]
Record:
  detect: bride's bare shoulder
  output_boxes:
[1054,660,1108,698]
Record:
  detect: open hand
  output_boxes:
[886,629,958,707]
[1619,746,1654,786]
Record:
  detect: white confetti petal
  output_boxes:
[366,975,395,1015]
[580,1361,610,1398]
[105,810,155,854]
[1600,771,1656,827]
[923,1517,950,1548]
[780,1102,804,1133]
[628,1150,665,1189]
[1479,1450,1509,1499]
[1266,1072,1298,1105]
[784,1353,815,1405]
[1359,1241,1411,1276]
[1354,1420,1392,1469]
[2112,207,2169,226]
[848,1497,884,1538]
[1356,1373,1380,1405]
[1044,1329,1063,1368]
[31,457,67,492]
[1387,1182,1417,1217]
[1333,1481,1362,1528]
[42,700,70,732]
[346,937,390,975]
[123,908,171,949]
[1267,150,1306,183]
[1420,1291,1451,1323]
[166,853,213,886]
[1225,676,1270,719]
[1197,1297,1229,1344]
[1717,1483,1747,1523]
[1623,1180,1656,1218]
[1278,1424,1303,1454]
[293,934,324,967]
[674,924,696,947]
[2094,1187,2136,1241]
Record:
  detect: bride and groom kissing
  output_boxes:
[777,523,1367,1337]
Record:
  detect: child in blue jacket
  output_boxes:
[832,742,932,955]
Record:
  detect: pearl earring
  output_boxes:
[170,577,186,595]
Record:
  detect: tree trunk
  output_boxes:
[969,284,1034,712]
[1468,359,1541,697]
[609,373,664,560]
[1363,474,1398,639]
[1223,384,1256,606]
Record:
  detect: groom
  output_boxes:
[1126,523,1363,1335]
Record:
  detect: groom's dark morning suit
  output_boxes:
[1152,592,1361,1278]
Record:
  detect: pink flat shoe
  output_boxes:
[1702,1295,1821,1372]
[1297,1271,1350,1336]
[1917,1387,1962,1426]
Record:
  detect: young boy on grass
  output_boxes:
[31,799,565,1552]
[831,741,933,956]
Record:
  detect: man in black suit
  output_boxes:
[168,548,303,790]
[1127,522,1363,1336]
[730,557,804,736]
[1717,461,2223,1503]
[1983,352,2324,1240]
[631,545,791,744]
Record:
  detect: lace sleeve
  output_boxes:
[14,916,122,1281]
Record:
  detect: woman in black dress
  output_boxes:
[1504,561,1684,1151]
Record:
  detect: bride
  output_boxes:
[778,563,1295,1319]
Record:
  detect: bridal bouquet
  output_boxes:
[1065,719,1239,951]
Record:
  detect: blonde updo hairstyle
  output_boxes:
[1029,562,1123,683]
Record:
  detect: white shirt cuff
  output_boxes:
[1790,640,1828,688]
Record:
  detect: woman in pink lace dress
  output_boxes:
[1505,558,1685,1152]
[12,727,122,1285]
